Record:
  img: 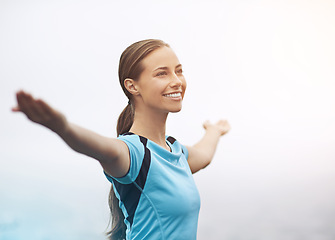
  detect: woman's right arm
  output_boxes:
[12,90,130,178]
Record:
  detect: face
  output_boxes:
[133,46,187,113]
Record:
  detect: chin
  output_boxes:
[169,107,182,113]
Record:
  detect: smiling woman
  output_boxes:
[124,46,186,116]
[12,39,230,240]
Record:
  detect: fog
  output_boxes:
[1,0,335,239]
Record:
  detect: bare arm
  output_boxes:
[187,120,230,174]
[12,90,129,178]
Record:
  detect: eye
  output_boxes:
[176,68,183,74]
[156,71,167,77]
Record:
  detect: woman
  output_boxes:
[12,39,230,240]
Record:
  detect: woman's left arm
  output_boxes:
[186,120,230,174]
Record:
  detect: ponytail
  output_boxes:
[107,187,126,240]
[117,103,134,136]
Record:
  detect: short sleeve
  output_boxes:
[104,134,145,184]
[181,144,189,160]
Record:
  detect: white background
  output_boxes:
[1,0,335,239]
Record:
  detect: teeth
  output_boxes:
[164,93,181,98]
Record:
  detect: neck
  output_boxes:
[130,107,169,150]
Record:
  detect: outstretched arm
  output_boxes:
[12,90,130,178]
[186,120,230,174]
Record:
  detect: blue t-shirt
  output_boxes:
[104,133,201,240]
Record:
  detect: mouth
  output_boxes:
[163,92,182,98]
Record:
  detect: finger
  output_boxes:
[223,122,231,134]
[30,99,47,118]
[203,120,210,129]
[11,106,21,112]
[17,92,45,122]
[19,92,39,115]
[12,90,26,112]
[217,119,227,125]
[36,98,55,116]
[218,120,230,129]
[16,91,33,113]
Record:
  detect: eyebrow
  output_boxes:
[153,64,182,72]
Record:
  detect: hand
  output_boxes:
[12,90,67,134]
[203,119,230,136]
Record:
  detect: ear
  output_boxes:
[124,78,140,96]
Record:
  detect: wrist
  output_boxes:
[50,114,69,137]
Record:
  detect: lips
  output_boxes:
[163,92,182,98]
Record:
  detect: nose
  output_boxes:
[169,73,183,88]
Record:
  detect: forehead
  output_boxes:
[141,46,180,71]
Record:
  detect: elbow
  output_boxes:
[202,156,212,169]
[190,157,212,174]
[199,153,213,171]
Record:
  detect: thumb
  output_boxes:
[12,106,21,112]
[203,120,211,129]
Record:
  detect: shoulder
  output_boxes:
[118,133,146,151]
[106,133,148,183]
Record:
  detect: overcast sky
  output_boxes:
[1,0,335,239]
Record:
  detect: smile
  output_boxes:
[163,93,182,98]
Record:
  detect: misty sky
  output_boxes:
[1,1,335,239]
